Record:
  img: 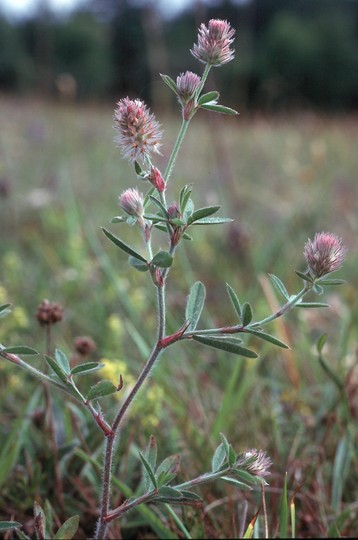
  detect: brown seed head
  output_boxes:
[74,336,96,356]
[36,299,64,326]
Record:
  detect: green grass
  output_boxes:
[0,97,357,538]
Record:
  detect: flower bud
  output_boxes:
[191,19,235,67]
[119,188,145,227]
[148,166,165,193]
[304,232,347,278]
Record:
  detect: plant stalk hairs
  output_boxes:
[0,19,347,540]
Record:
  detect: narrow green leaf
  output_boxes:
[2,346,38,355]
[318,278,347,286]
[45,355,68,384]
[0,522,22,531]
[160,73,178,95]
[219,433,236,466]
[233,469,260,486]
[192,216,233,225]
[102,228,147,263]
[296,302,329,308]
[220,476,252,489]
[317,333,327,353]
[211,443,226,472]
[295,270,313,283]
[187,205,221,225]
[179,185,193,214]
[268,273,290,300]
[54,516,79,540]
[193,335,258,358]
[151,251,173,268]
[128,256,149,272]
[226,283,242,322]
[55,348,70,374]
[201,103,238,115]
[183,198,194,222]
[0,303,11,313]
[198,91,220,105]
[34,501,46,540]
[185,281,206,331]
[145,435,158,471]
[86,380,118,401]
[242,302,253,326]
[134,160,144,176]
[149,195,169,218]
[332,434,352,512]
[157,487,182,498]
[245,329,289,349]
[156,454,181,479]
[70,362,104,376]
[179,490,202,501]
[139,451,158,489]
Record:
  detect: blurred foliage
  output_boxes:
[0,0,357,110]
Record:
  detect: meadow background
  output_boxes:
[0,0,357,538]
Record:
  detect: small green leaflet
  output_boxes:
[268,273,290,301]
[193,335,258,358]
[102,228,147,263]
[245,329,289,349]
[160,73,178,95]
[1,346,38,355]
[211,443,227,472]
[139,451,158,489]
[151,251,173,268]
[242,302,253,326]
[198,91,220,105]
[0,522,22,531]
[226,283,242,322]
[45,355,68,384]
[54,516,80,540]
[71,362,105,376]
[86,380,118,401]
[187,206,221,225]
[55,348,70,374]
[201,103,239,115]
[185,281,206,331]
[192,216,233,225]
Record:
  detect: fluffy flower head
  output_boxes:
[304,232,347,278]
[191,19,235,67]
[236,449,272,478]
[119,188,144,222]
[114,98,163,163]
[176,71,201,103]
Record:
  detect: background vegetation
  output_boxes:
[0,0,357,538]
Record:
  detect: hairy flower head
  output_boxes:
[236,449,272,478]
[304,232,347,278]
[119,188,145,226]
[114,98,163,163]
[176,71,201,103]
[191,19,235,67]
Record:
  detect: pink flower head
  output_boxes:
[304,232,347,278]
[119,188,144,225]
[236,449,272,478]
[176,71,201,103]
[114,98,163,163]
[191,19,235,67]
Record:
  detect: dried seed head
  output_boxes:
[114,98,163,163]
[191,19,235,67]
[36,299,64,326]
[304,232,347,278]
[74,336,96,356]
[236,449,272,478]
[119,188,144,225]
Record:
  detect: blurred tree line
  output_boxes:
[0,0,357,112]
